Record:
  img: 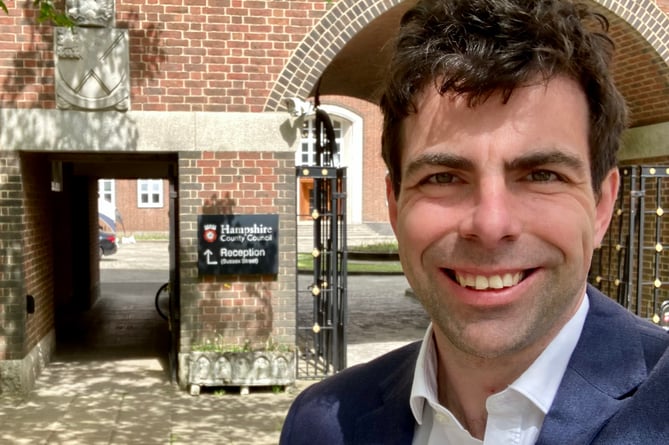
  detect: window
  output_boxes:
[98,179,117,231]
[137,179,163,208]
[98,179,115,206]
[295,105,365,225]
[297,118,343,166]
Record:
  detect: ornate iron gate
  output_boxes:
[295,107,348,379]
[590,165,669,323]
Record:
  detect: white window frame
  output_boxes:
[98,179,115,207]
[137,179,164,208]
[296,118,343,167]
[296,105,364,224]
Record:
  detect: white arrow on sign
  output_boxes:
[203,249,217,265]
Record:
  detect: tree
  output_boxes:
[1,0,73,26]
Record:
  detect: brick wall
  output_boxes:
[606,16,669,128]
[0,0,330,112]
[2,0,667,228]
[114,179,170,233]
[19,153,55,355]
[0,0,667,117]
[178,150,296,350]
[0,151,25,361]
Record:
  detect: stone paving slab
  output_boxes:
[2,338,423,444]
[0,242,429,444]
[0,358,305,444]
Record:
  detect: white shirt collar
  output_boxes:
[508,293,589,413]
[410,292,590,424]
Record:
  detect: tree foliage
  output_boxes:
[1,0,73,26]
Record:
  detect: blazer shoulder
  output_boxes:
[591,346,669,444]
[588,286,669,369]
[293,340,420,406]
[279,341,420,445]
[632,315,669,369]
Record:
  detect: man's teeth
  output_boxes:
[455,272,523,290]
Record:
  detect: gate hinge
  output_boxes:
[630,190,645,198]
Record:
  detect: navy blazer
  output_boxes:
[280,286,669,444]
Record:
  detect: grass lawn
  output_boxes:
[297,252,403,274]
[349,241,398,253]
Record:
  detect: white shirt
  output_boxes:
[410,294,590,445]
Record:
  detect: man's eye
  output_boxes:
[426,172,458,184]
[527,170,560,182]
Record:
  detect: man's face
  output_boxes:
[387,76,618,360]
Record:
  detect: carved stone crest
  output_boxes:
[66,0,115,28]
[54,27,130,111]
[55,28,83,59]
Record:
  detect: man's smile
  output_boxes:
[448,270,530,290]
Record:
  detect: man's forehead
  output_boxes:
[411,74,580,111]
[400,76,591,166]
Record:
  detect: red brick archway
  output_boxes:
[266,0,669,128]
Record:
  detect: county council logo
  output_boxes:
[203,227,217,243]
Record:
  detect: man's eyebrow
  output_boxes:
[505,150,586,172]
[404,152,474,178]
[403,150,585,178]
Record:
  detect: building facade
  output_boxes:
[1,0,668,393]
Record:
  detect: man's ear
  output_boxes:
[386,174,399,237]
[594,168,620,247]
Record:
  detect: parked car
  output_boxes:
[99,231,118,257]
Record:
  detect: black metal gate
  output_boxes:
[295,107,348,379]
[590,165,669,324]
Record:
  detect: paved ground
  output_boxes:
[0,241,429,444]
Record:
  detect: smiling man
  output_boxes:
[280,1,669,444]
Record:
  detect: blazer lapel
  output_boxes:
[345,288,652,445]
[536,287,648,445]
[353,342,419,445]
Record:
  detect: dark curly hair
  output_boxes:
[380,0,628,197]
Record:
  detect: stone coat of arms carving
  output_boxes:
[54,0,129,111]
[66,0,115,28]
[54,26,129,111]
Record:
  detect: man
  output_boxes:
[280,0,669,443]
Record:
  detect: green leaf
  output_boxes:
[31,0,74,26]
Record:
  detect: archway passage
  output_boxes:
[56,245,171,362]
[20,152,179,375]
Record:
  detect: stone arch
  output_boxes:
[264,0,402,112]
[265,0,669,124]
[594,0,669,125]
[596,0,669,65]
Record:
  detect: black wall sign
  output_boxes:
[198,214,279,275]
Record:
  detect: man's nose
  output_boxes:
[458,178,522,247]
